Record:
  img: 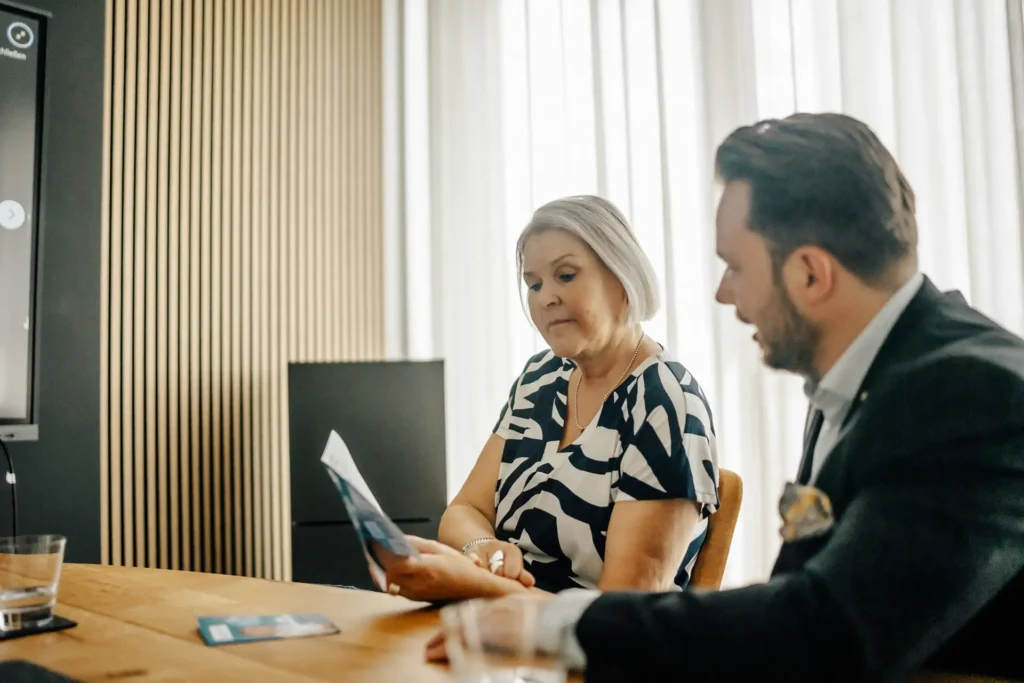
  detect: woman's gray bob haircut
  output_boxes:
[516,195,661,323]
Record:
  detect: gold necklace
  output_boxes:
[573,333,645,433]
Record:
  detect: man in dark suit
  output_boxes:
[427,113,1024,682]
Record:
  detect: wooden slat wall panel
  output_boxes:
[101,0,384,580]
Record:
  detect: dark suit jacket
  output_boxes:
[576,279,1024,682]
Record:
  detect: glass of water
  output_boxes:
[0,534,66,631]
[441,597,567,683]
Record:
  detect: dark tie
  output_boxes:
[796,408,824,485]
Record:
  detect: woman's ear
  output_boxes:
[619,294,630,324]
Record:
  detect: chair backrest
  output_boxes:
[689,468,743,590]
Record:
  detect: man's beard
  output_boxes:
[761,283,821,382]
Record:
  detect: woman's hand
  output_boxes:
[382,536,528,603]
[466,540,534,587]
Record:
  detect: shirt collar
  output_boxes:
[805,272,925,420]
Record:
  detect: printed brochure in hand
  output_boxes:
[319,430,419,590]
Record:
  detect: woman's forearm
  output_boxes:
[437,502,498,551]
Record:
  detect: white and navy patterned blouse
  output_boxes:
[492,349,720,593]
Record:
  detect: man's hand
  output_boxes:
[424,592,556,662]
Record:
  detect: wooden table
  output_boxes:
[0,563,471,681]
[0,564,1013,682]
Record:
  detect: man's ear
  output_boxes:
[783,246,835,307]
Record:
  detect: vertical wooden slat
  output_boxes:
[344,0,355,359]
[303,0,313,362]
[154,0,171,573]
[184,0,199,573]
[365,0,373,353]
[366,0,376,353]
[297,0,308,365]
[121,0,138,568]
[338,0,349,358]
[190,0,204,573]
[240,0,254,578]
[210,0,225,575]
[144,0,160,571]
[100,0,114,567]
[264,0,279,579]
[219,0,234,576]
[108,0,126,568]
[326,0,337,358]
[352,0,361,357]
[371,0,382,352]
[313,0,323,362]
[275,0,297,582]
[372,0,383,352]
[307,0,316,363]
[356,0,367,360]
[199,0,214,573]
[287,0,297,361]
[252,0,267,580]
[230,0,244,577]
[218,0,232,575]
[168,0,183,572]
[313,0,322,361]
[133,0,150,569]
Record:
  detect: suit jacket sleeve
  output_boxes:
[575,354,1024,683]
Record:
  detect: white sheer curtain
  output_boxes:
[383,0,1024,587]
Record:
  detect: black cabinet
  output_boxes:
[287,360,447,589]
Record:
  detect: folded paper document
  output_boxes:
[320,430,419,590]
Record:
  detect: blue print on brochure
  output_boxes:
[323,466,419,559]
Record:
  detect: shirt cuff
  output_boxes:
[537,588,601,671]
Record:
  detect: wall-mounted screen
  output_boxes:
[0,3,44,435]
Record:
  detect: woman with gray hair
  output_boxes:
[383,195,720,602]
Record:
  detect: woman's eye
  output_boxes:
[528,282,541,292]
[558,272,575,283]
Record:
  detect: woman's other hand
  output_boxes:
[466,539,535,588]
[382,536,528,603]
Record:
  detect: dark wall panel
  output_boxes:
[0,0,106,563]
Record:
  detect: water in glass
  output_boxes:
[0,534,66,631]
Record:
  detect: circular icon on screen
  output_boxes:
[0,200,27,231]
[7,22,34,49]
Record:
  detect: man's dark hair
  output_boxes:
[715,112,917,288]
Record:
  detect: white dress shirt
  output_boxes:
[804,271,923,482]
[536,271,926,671]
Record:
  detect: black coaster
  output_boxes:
[0,660,83,682]
[0,616,77,641]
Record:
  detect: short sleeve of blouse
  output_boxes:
[612,361,720,516]
[493,373,521,440]
[493,351,551,440]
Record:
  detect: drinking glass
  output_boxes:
[0,534,66,631]
[441,597,567,683]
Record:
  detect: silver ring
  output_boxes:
[387,582,401,596]
[488,549,505,574]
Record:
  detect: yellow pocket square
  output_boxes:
[778,482,835,542]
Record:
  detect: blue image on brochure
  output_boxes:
[198,614,339,646]
[324,467,419,558]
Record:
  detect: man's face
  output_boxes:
[714,181,820,378]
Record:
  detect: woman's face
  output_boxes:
[521,229,628,359]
